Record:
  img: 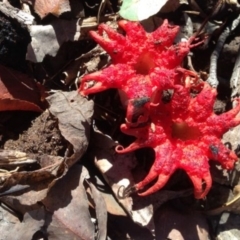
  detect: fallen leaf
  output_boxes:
[0,203,20,240]
[223,124,240,155]
[47,90,94,167]
[1,166,103,240]
[42,165,96,240]
[24,0,71,18]
[0,157,65,206]
[7,207,88,240]
[92,131,137,212]
[5,208,50,240]
[120,0,180,21]
[119,0,138,21]
[26,19,81,62]
[0,1,35,25]
[0,92,93,209]
[0,65,44,112]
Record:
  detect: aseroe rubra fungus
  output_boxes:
[79,20,240,199]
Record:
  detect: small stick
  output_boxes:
[207,14,240,88]
[230,44,240,107]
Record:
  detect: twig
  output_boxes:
[207,14,240,88]
[230,44,240,105]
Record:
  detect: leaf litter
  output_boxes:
[0,0,240,239]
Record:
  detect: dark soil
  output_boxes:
[1,111,67,157]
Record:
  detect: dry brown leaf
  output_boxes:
[47,90,94,167]
[0,65,44,112]
[0,92,93,209]
[27,19,81,62]
[42,165,96,240]
[0,157,65,205]
[6,205,91,240]
[5,206,86,240]
[5,165,106,240]
[0,203,21,240]
[9,208,52,240]
[25,0,71,18]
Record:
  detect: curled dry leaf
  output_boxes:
[41,165,101,240]
[27,19,81,62]
[6,169,107,240]
[23,0,71,18]
[0,65,44,112]
[0,91,93,209]
[47,90,94,167]
[0,156,65,207]
[3,166,105,240]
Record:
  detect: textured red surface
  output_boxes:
[79,20,240,199]
[79,20,194,124]
[116,82,240,198]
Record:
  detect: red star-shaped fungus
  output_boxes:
[79,20,198,124]
[116,82,240,199]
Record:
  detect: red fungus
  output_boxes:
[116,82,240,199]
[79,20,194,124]
[79,20,240,199]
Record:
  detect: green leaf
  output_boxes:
[119,0,169,21]
[119,0,139,21]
